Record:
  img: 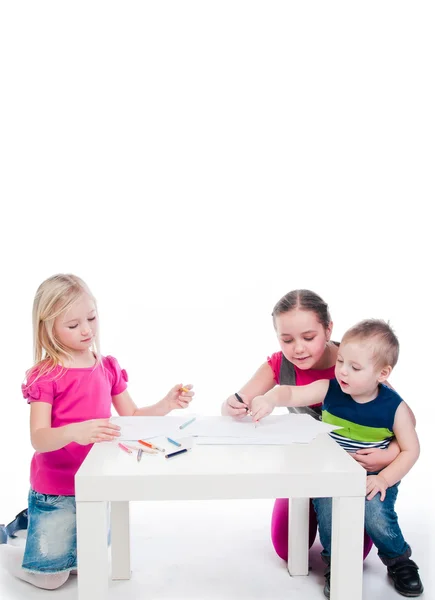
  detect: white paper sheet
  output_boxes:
[111,414,340,444]
[188,414,339,439]
[195,437,314,445]
[110,416,193,441]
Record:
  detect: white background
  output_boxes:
[0,0,434,576]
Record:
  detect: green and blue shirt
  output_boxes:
[323,379,403,453]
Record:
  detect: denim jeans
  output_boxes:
[312,481,411,566]
[22,489,111,574]
[22,489,77,573]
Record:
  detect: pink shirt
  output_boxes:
[267,351,336,407]
[22,356,128,496]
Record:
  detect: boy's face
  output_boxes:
[335,340,386,398]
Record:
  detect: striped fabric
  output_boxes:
[322,380,403,453]
[328,431,394,453]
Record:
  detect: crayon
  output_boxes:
[165,448,191,459]
[167,437,182,447]
[179,417,196,430]
[118,443,132,455]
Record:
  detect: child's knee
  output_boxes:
[312,497,332,524]
[364,494,391,535]
[365,493,384,517]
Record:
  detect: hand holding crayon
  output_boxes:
[163,383,195,412]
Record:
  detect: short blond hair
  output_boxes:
[29,274,100,379]
[341,319,399,369]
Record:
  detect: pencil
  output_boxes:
[179,417,196,430]
[137,448,143,462]
[167,437,182,447]
[118,443,132,455]
[165,448,191,459]
[123,443,142,451]
[136,445,158,454]
[138,440,165,452]
[235,392,255,423]
[234,392,249,411]
[138,440,154,449]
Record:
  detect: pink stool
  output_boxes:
[271,498,373,561]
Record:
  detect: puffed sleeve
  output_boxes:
[267,352,282,385]
[104,356,128,396]
[22,371,55,405]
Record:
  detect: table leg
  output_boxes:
[287,497,309,576]
[330,496,364,600]
[77,501,109,600]
[110,501,131,580]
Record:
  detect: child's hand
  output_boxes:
[366,474,389,501]
[163,384,194,413]
[69,419,121,445]
[222,393,250,419]
[353,445,400,471]
[251,394,276,422]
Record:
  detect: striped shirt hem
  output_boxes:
[329,431,394,453]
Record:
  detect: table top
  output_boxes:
[75,433,366,501]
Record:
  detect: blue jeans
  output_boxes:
[312,481,411,566]
[22,489,77,573]
[22,489,111,574]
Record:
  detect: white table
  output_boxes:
[75,434,366,600]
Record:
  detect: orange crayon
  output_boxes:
[138,440,154,449]
[138,440,165,452]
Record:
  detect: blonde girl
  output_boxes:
[0,274,194,589]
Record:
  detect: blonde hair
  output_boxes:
[29,274,100,380]
[341,319,399,369]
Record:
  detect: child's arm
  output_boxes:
[30,403,120,452]
[366,402,420,501]
[112,384,194,417]
[250,380,329,422]
[353,402,416,471]
[221,362,277,418]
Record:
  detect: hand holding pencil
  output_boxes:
[163,383,195,412]
[222,392,251,419]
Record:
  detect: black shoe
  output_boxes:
[387,559,424,597]
[323,565,331,598]
[5,509,28,538]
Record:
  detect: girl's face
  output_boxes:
[54,293,98,354]
[275,309,332,370]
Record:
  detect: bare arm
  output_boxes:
[405,402,416,427]
[380,401,420,486]
[221,362,276,417]
[366,401,420,501]
[30,403,120,452]
[31,402,75,452]
[112,384,194,417]
[112,389,169,416]
[353,401,415,470]
[250,380,329,422]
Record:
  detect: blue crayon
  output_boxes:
[167,437,182,447]
[179,417,196,430]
